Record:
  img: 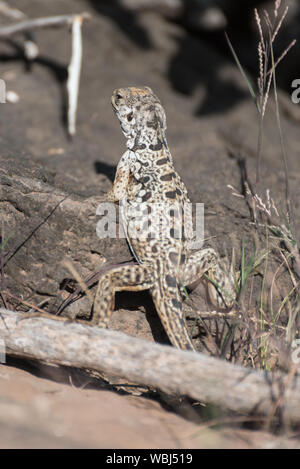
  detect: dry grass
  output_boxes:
[224,0,299,372]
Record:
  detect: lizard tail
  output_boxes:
[151,266,195,351]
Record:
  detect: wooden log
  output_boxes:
[0,308,299,422]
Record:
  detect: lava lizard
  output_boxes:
[94,86,236,351]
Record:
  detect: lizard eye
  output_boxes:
[127,112,133,122]
[115,93,123,101]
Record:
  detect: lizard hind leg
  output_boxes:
[151,269,195,351]
[93,263,154,328]
[182,248,236,309]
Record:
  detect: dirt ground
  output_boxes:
[0,0,299,448]
[2,358,299,449]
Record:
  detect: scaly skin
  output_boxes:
[93,87,236,351]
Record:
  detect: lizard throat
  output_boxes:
[127,130,167,154]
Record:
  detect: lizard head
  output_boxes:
[111,86,167,151]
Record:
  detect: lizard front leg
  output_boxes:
[104,150,135,202]
[93,263,154,327]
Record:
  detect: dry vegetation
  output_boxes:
[219,0,300,373]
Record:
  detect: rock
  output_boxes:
[0,153,129,310]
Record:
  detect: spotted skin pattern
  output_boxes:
[94,87,236,351]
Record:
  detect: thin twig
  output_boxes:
[0,292,8,309]
[0,232,8,308]
[0,1,26,20]
[55,261,134,316]
[4,291,48,313]
[188,415,266,439]
[63,259,94,307]
[67,15,83,136]
[0,13,90,38]
[3,194,69,268]
[0,12,89,136]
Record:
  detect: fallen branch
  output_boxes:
[0,308,299,423]
[0,13,90,136]
[0,13,90,38]
[67,15,83,136]
[0,1,27,20]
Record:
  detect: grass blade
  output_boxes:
[225,32,260,113]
